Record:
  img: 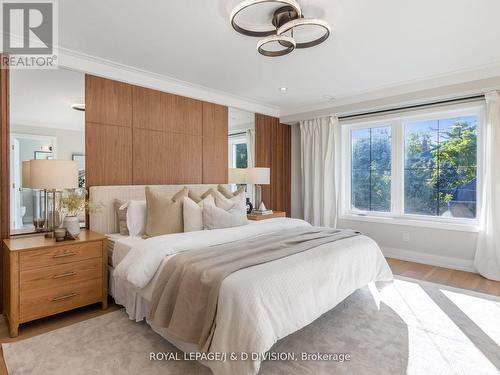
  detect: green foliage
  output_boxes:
[351,127,391,212]
[235,143,248,168]
[352,118,477,217]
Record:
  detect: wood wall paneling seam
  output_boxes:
[86,75,228,187]
[1,54,10,313]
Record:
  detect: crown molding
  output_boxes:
[57,47,280,117]
[280,61,500,122]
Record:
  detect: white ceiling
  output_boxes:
[10,68,85,131]
[53,0,500,117]
[229,107,255,129]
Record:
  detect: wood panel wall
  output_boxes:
[0,54,9,312]
[202,103,228,184]
[85,76,133,186]
[255,114,291,216]
[85,75,228,187]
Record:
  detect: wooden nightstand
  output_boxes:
[247,211,287,221]
[2,230,108,337]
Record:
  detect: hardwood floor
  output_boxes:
[386,258,500,297]
[0,259,498,374]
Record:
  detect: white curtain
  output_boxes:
[300,116,340,227]
[474,91,500,281]
[246,129,255,168]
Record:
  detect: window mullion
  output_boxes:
[391,121,404,215]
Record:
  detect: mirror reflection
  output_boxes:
[10,68,85,235]
[228,108,255,212]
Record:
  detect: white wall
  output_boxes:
[11,124,85,161]
[336,219,477,271]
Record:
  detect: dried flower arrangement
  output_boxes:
[60,188,103,217]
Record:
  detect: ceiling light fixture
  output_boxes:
[280,87,288,91]
[230,0,331,57]
[257,35,296,57]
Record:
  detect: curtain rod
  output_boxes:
[338,94,485,121]
[229,131,246,137]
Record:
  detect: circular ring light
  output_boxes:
[257,35,296,57]
[230,0,302,37]
[277,18,331,48]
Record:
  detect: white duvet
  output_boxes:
[113,218,393,375]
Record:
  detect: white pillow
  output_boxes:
[120,200,146,237]
[203,203,248,230]
[183,195,215,232]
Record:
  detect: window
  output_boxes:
[228,133,253,199]
[351,126,391,212]
[343,104,482,227]
[228,134,248,168]
[404,116,477,218]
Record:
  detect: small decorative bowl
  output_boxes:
[54,228,67,242]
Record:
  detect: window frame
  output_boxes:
[228,133,247,169]
[340,102,485,232]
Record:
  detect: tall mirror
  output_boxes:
[228,108,255,210]
[10,68,85,235]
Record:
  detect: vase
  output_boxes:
[246,198,253,214]
[63,216,81,239]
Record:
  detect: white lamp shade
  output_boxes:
[22,160,32,188]
[247,167,270,185]
[28,160,78,190]
[228,168,247,184]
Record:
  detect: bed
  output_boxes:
[91,185,393,375]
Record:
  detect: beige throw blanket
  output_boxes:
[148,227,360,351]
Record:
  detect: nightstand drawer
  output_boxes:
[20,278,103,322]
[20,258,102,293]
[19,241,102,270]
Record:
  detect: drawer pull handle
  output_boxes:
[52,252,76,259]
[52,293,78,302]
[53,272,76,279]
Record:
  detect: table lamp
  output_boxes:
[228,168,248,185]
[246,167,270,212]
[25,160,78,237]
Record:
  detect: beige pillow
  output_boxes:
[183,194,215,232]
[203,203,248,230]
[217,184,245,199]
[202,188,246,211]
[145,187,188,237]
[187,189,202,203]
[114,199,129,235]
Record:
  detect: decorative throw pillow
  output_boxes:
[126,200,147,236]
[145,187,188,237]
[202,188,246,212]
[114,199,129,235]
[113,199,146,236]
[217,184,245,199]
[202,203,249,230]
[187,189,202,203]
[183,194,215,232]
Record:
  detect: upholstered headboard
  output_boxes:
[89,184,230,234]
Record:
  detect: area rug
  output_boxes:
[3,277,499,375]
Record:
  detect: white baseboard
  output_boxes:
[381,246,476,273]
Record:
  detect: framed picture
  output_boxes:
[72,154,85,188]
[34,151,53,160]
